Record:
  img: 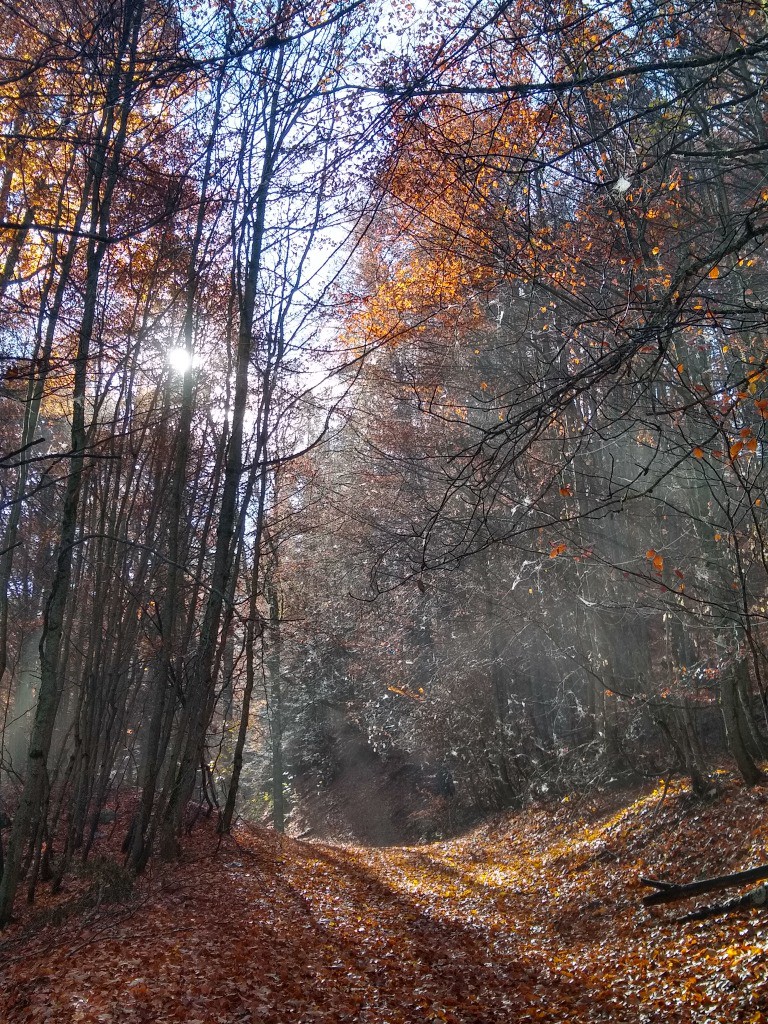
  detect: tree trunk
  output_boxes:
[721,660,764,787]
[0,0,146,926]
[267,577,285,833]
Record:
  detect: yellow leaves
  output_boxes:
[387,684,425,702]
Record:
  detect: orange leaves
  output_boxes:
[692,447,704,459]
[646,549,664,572]
[387,684,425,701]
[549,542,567,558]
[708,266,720,280]
[3,775,768,1024]
[559,484,573,497]
[747,370,764,395]
[729,429,759,460]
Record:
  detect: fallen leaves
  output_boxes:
[1,776,767,1023]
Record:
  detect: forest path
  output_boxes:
[1,778,768,1022]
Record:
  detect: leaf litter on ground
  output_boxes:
[1,772,768,1022]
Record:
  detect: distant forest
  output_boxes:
[0,0,767,924]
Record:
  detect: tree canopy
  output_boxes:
[0,0,766,926]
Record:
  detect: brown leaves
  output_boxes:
[2,782,768,1023]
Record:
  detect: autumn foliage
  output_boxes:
[2,774,768,1022]
[1,0,768,955]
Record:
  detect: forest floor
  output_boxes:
[1,774,768,1023]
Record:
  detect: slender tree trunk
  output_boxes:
[721,659,764,786]
[219,469,269,834]
[157,44,286,859]
[0,0,146,926]
[267,573,285,833]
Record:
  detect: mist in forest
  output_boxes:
[0,0,766,925]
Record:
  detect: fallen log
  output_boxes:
[676,884,768,923]
[641,863,768,907]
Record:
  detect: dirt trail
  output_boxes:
[1,779,768,1022]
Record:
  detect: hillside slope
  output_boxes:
[1,775,767,1022]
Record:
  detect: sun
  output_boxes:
[167,346,194,375]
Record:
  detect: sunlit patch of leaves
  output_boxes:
[1,774,767,1022]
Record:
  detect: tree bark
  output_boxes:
[0,0,146,926]
[642,863,768,907]
[721,659,764,787]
